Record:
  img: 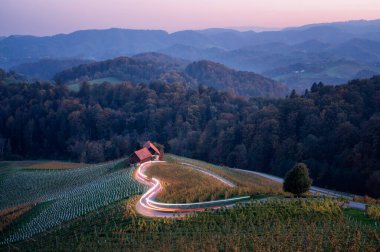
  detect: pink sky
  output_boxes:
[1,0,380,36]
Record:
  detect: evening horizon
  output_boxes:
[1,0,380,36]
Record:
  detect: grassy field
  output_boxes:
[22,161,85,170]
[145,162,230,203]
[166,154,284,196]
[146,160,284,203]
[6,197,379,251]
[68,77,123,91]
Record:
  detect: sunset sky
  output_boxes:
[1,0,380,36]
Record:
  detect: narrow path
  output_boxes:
[134,161,249,218]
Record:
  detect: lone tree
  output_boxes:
[283,163,312,197]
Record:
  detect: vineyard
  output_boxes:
[1,155,379,250]
[8,197,380,251]
[145,162,231,203]
[166,154,284,195]
[0,159,145,244]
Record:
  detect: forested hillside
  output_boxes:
[11,58,95,80]
[0,75,379,197]
[54,54,287,98]
[54,54,189,85]
[185,60,287,97]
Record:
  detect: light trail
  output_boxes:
[134,161,250,216]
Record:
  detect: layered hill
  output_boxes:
[2,20,380,90]
[54,53,288,98]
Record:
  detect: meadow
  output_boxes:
[166,154,284,195]
[145,162,230,203]
[22,161,85,170]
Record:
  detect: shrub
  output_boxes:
[283,163,312,197]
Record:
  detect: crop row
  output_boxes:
[1,160,145,244]
[1,159,125,209]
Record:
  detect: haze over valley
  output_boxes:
[2,19,380,91]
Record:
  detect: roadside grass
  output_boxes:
[166,154,284,196]
[8,198,379,251]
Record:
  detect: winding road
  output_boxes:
[134,161,366,218]
[134,161,250,218]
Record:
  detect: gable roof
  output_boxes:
[134,147,152,161]
[143,141,160,155]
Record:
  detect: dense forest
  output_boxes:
[0,73,379,197]
[53,53,288,98]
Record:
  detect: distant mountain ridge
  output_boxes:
[54,53,288,98]
[2,19,380,90]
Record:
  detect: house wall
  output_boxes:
[129,154,151,164]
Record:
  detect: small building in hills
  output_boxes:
[129,141,164,164]
[129,147,152,164]
[144,141,160,155]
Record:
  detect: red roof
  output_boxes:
[134,147,152,161]
[143,141,160,155]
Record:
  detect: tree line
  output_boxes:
[0,74,379,197]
